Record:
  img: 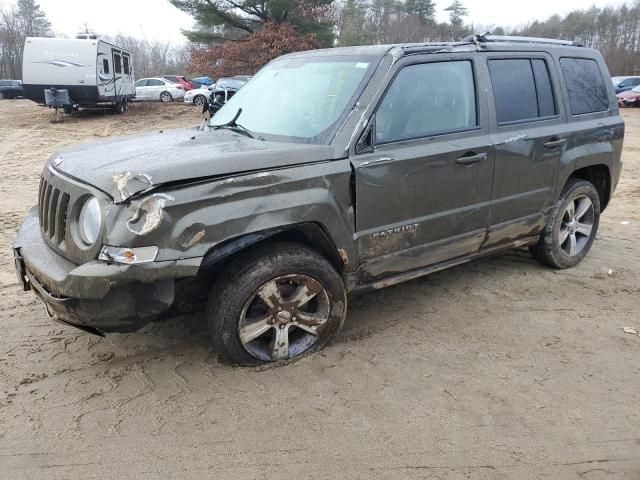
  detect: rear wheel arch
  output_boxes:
[565,164,611,211]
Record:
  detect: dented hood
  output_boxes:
[50,127,341,202]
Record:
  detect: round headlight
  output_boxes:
[78,196,101,245]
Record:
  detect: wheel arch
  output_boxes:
[198,222,347,277]
[566,164,612,211]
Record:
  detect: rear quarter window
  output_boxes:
[560,57,609,115]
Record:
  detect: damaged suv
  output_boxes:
[13,35,623,365]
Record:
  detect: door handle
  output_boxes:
[455,152,487,165]
[544,138,567,148]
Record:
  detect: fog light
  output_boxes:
[99,246,158,265]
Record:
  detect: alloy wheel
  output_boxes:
[559,195,595,256]
[238,274,331,362]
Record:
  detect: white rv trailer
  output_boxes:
[22,36,135,112]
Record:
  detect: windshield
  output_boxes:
[632,85,640,93]
[612,77,625,86]
[215,78,247,90]
[210,56,377,144]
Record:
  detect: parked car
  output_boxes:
[0,79,24,99]
[163,75,193,91]
[205,76,249,115]
[134,77,185,102]
[191,76,215,88]
[611,75,640,94]
[13,35,623,366]
[183,84,214,106]
[617,85,640,106]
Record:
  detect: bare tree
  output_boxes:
[0,0,51,79]
[108,34,191,78]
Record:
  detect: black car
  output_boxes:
[204,77,249,116]
[0,79,24,99]
[14,35,623,365]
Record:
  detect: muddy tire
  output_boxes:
[160,91,172,103]
[207,243,347,366]
[530,179,600,269]
[193,95,206,107]
[114,101,126,114]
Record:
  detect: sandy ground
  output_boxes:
[0,99,639,479]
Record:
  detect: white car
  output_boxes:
[183,85,214,106]
[134,77,185,102]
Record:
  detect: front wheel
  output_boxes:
[193,95,206,107]
[530,179,601,269]
[207,243,347,366]
[160,91,172,103]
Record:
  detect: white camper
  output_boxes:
[22,36,135,113]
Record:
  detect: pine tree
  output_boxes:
[445,0,468,31]
[170,0,335,47]
[405,0,436,22]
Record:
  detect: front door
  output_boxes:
[352,56,494,281]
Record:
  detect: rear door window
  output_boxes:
[375,60,478,144]
[489,58,557,124]
[560,57,609,115]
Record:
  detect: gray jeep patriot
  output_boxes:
[13,35,624,365]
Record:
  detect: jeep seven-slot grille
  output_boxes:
[37,166,103,266]
[38,175,70,246]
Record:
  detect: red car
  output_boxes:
[617,86,640,107]
[163,75,193,91]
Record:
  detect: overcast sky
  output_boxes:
[0,0,630,43]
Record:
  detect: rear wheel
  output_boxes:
[114,100,126,114]
[160,91,172,103]
[193,95,206,107]
[530,179,600,269]
[207,243,347,366]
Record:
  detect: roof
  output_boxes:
[281,35,589,61]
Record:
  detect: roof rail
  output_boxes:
[462,33,584,48]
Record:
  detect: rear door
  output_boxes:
[484,54,570,248]
[352,55,495,280]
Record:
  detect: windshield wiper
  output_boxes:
[212,108,255,139]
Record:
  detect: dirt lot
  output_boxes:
[0,99,639,479]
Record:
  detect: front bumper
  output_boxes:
[13,207,201,333]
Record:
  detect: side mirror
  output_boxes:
[355,116,376,155]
